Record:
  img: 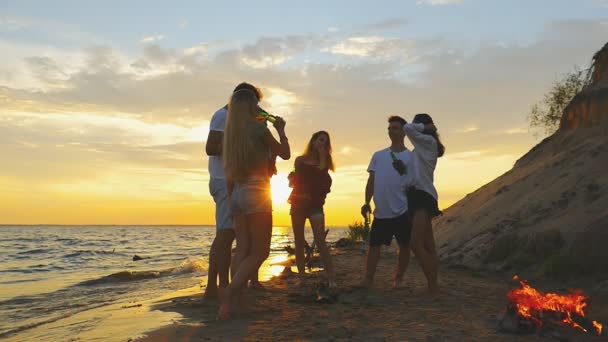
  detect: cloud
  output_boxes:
[360,18,409,31]
[140,35,165,43]
[237,35,325,69]
[1,18,606,216]
[454,125,479,134]
[502,127,528,135]
[324,36,416,63]
[183,43,208,56]
[263,87,299,117]
[416,0,463,5]
[0,110,209,192]
[0,16,30,30]
[447,150,487,160]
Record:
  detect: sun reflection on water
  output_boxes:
[256,226,293,281]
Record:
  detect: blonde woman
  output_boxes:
[219,88,290,320]
[288,131,336,288]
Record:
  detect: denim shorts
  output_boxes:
[209,178,233,231]
[290,205,324,219]
[230,177,272,215]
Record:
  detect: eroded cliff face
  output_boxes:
[560,42,608,130]
[434,42,608,278]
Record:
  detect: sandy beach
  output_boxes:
[136,242,608,341]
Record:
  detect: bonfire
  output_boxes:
[504,275,603,336]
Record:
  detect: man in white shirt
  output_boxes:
[360,116,413,288]
[203,82,263,298]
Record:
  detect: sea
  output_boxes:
[0,225,346,341]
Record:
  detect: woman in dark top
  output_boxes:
[288,131,336,288]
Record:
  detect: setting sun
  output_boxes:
[270,173,291,207]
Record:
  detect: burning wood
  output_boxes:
[502,275,603,336]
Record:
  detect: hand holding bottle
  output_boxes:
[390,152,406,175]
[273,116,286,132]
[361,203,371,218]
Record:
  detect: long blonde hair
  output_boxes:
[223,89,259,182]
[301,131,335,171]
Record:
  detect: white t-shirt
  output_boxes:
[403,123,438,201]
[208,107,227,180]
[367,147,412,219]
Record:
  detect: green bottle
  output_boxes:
[259,109,277,124]
[390,151,406,175]
[390,151,399,162]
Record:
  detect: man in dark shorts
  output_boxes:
[360,116,413,289]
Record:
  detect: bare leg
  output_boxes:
[203,235,219,298]
[220,214,249,321]
[393,242,410,288]
[248,269,264,290]
[309,214,336,287]
[410,210,438,294]
[231,215,249,280]
[424,220,439,292]
[216,229,235,288]
[219,212,272,320]
[360,245,381,288]
[291,212,307,283]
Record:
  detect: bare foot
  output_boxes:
[392,277,404,289]
[217,288,232,320]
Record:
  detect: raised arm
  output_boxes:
[264,117,290,160]
[403,123,437,156]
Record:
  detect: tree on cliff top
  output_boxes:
[528,67,591,136]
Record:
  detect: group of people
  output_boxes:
[204,82,445,320]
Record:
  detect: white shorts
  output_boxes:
[209,178,233,230]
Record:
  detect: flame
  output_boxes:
[593,321,603,335]
[507,275,603,336]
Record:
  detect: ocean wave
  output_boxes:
[63,250,126,258]
[0,278,38,285]
[77,257,207,286]
[0,302,109,339]
[0,237,43,242]
[1,264,66,274]
[55,238,79,245]
[17,248,51,255]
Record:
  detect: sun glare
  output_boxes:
[270,174,291,207]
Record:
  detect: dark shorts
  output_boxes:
[369,211,412,247]
[407,189,442,218]
[290,205,324,218]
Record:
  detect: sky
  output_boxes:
[1,0,607,226]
